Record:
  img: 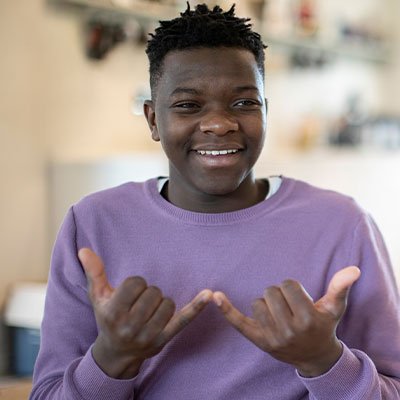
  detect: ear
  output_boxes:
[264,98,268,116]
[143,100,160,142]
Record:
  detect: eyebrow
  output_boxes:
[170,88,199,97]
[233,85,260,94]
[170,85,261,97]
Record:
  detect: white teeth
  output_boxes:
[196,149,239,156]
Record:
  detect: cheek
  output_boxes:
[157,116,195,148]
[247,119,266,148]
[154,113,174,148]
[156,129,186,161]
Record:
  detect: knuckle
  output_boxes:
[251,298,265,310]
[281,327,296,342]
[192,299,205,312]
[221,302,232,315]
[297,313,313,330]
[122,276,147,291]
[132,276,147,286]
[268,334,283,349]
[295,320,318,337]
[153,333,167,349]
[147,285,163,298]
[117,325,135,342]
[264,285,279,298]
[252,297,264,306]
[162,297,176,313]
[88,291,96,303]
[177,315,190,330]
[135,333,151,348]
[103,312,117,325]
[134,301,150,319]
[281,279,299,290]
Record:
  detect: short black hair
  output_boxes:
[145,2,267,98]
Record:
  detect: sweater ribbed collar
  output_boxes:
[144,176,294,225]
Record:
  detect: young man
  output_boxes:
[30,4,400,399]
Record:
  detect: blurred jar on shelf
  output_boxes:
[292,0,319,38]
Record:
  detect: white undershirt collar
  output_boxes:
[156,176,282,201]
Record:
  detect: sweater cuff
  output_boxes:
[297,343,375,399]
[72,346,137,400]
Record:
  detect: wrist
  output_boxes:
[296,339,343,378]
[92,338,144,379]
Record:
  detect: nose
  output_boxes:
[199,112,239,136]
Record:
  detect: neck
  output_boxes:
[162,175,268,213]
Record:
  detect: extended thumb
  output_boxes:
[316,266,361,317]
[78,248,112,301]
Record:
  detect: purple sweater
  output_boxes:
[30,177,400,399]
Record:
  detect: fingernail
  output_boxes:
[78,248,88,261]
[214,296,222,307]
[199,291,210,303]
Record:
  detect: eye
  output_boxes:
[172,102,200,110]
[234,99,262,108]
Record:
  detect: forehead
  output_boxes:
[156,47,264,97]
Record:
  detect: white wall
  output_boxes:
[0,1,159,309]
[39,5,158,161]
[0,2,48,304]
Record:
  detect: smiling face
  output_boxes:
[144,47,267,212]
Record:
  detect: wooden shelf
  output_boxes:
[264,34,391,64]
[49,0,179,22]
[0,377,32,400]
[49,0,393,64]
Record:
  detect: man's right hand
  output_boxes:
[78,248,213,379]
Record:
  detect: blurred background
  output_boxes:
[1,0,400,394]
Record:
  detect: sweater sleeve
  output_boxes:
[298,212,400,399]
[29,207,137,400]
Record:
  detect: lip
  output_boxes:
[191,144,244,152]
[191,148,243,168]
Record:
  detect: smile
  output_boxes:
[195,149,239,156]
